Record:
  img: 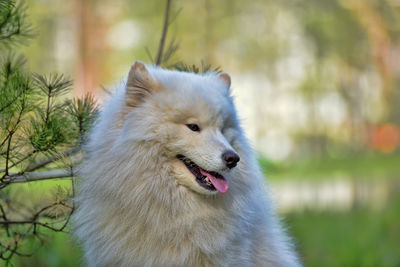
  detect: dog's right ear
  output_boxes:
[125,61,159,107]
[218,72,231,88]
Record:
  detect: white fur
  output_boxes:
[74,64,301,267]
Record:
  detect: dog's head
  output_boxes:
[121,61,241,195]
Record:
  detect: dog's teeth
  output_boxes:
[205,177,210,183]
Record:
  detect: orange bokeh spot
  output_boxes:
[372,123,400,154]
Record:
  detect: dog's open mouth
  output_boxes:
[177,154,229,194]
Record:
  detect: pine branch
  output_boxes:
[0,0,32,46]
[33,73,72,98]
[0,88,25,113]
[172,61,222,73]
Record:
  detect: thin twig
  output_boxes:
[2,96,26,176]
[168,7,182,26]
[3,131,14,176]
[0,150,36,173]
[0,137,10,151]
[45,89,51,124]
[0,204,10,237]
[24,147,79,172]
[0,202,74,233]
[0,241,36,257]
[145,46,154,63]
[3,169,74,184]
[155,0,172,65]
[0,217,71,232]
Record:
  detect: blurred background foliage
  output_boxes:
[4,0,400,266]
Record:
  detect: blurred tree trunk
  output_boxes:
[74,0,107,96]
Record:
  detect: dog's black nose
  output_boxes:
[222,150,240,169]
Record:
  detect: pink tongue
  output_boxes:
[199,169,229,194]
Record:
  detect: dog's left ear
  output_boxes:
[126,61,159,107]
[218,72,231,88]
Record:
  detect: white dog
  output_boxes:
[74,61,301,267]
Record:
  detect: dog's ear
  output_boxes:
[125,61,159,107]
[218,72,231,88]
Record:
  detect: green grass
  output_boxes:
[285,195,400,267]
[259,152,400,180]
[9,230,83,267]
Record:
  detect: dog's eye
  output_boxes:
[186,124,201,132]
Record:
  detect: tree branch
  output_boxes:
[155,0,172,65]
[3,169,75,184]
[24,147,79,172]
